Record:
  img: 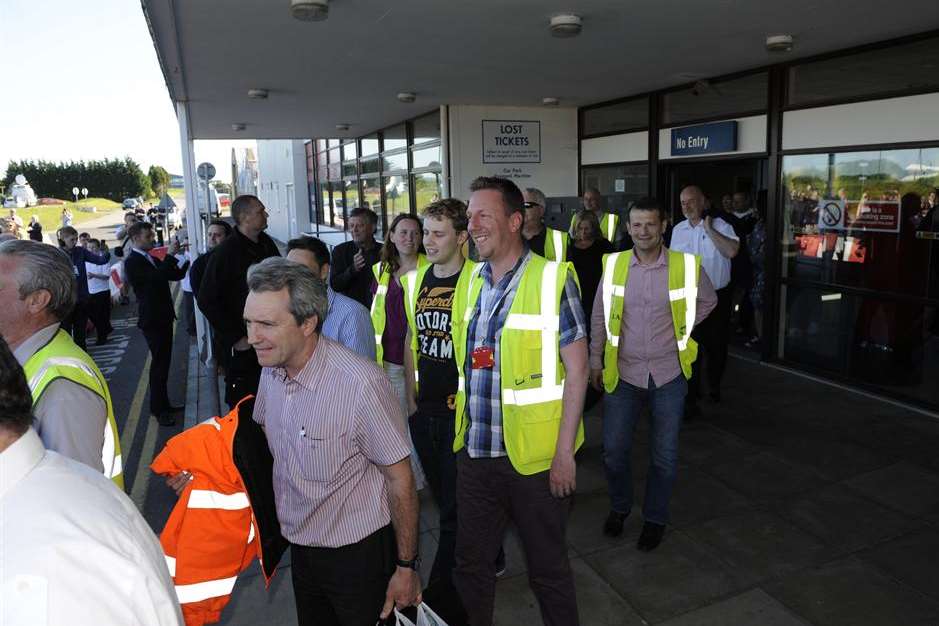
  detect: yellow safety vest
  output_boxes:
[401,260,477,392]
[542,227,568,262]
[599,249,701,394]
[23,329,124,489]
[600,213,619,242]
[452,254,585,475]
[370,255,429,364]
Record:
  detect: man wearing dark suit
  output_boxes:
[330,207,381,308]
[124,221,189,426]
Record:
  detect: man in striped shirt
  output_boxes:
[244,257,420,625]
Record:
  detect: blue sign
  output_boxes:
[671,121,738,156]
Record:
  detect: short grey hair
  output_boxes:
[0,240,76,321]
[525,187,547,207]
[247,257,327,329]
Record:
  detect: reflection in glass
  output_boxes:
[342,161,357,178]
[361,135,380,156]
[384,175,411,220]
[342,141,358,161]
[361,156,381,175]
[362,177,382,232]
[327,139,340,149]
[316,181,328,225]
[582,97,648,135]
[414,172,443,211]
[412,112,440,145]
[383,124,407,151]
[328,147,341,166]
[382,151,408,173]
[411,145,441,170]
[580,164,649,212]
[662,73,767,125]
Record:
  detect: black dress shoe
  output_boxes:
[154,412,177,427]
[637,521,666,552]
[603,510,628,537]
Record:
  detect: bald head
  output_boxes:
[679,185,706,223]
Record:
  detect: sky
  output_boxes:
[0,0,251,185]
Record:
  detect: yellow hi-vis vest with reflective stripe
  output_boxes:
[543,227,568,262]
[402,260,477,392]
[452,254,585,475]
[370,255,429,364]
[599,249,701,394]
[600,213,619,242]
[23,329,124,489]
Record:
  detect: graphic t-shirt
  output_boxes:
[415,267,461,409]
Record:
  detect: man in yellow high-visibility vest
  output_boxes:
[0,239,123,488]
[521,187,568,262]
[454,176,588,626]
[588,198,716,551]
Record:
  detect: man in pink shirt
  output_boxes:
[589,197,717,551]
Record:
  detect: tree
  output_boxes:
[210,180,232,195]
[148,165,171,198]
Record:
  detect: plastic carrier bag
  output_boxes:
[392,603,449,626]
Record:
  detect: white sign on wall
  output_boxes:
[482,120,541,163]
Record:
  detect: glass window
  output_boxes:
[341,161,357,178]
[344,178,361,211]
[327,161,340,181]
[382,152,408,173]
[778,283,939,407]
[315,139,328,153]
[661,72,767,125]
[361,156,381,175]
[580,163,649,212]
[328,147,341,165]
[342,141,358,161]
[780,147,939,300]
[582,97,648,136]
[383,124,407,151]
[327,139,340,149]
[411,145,441,170]
[362,177,383,234]
[412,112,440,145]
[788,36,939,107]
[331,184,346,229]
[318,181,330,226]
[384,175,411,220]
[361,134,380,156]
[413,172,443,211]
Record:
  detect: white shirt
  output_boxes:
[670,217,738,290]
[86,261,111,294]
[178,252,192,293]
[0,429,183,626]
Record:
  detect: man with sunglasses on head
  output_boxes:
[521,187,569,262]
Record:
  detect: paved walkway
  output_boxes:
[177,352,939,626]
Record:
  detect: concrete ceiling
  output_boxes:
[141,0,939,140]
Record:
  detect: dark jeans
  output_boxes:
[602,374,686,525]
[142,322,174,414]
[290,524,395,626]
[454,452,578,626]
[87,291,113,341]
[225,346,261,408]
[61,299,89,351]
[689,285,733,402]
[183,290,196,336]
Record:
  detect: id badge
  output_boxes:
[471,346,495,369]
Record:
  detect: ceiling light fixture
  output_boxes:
[397,92,417,103]
[549,14,582,38]
[335,123,350,131]
[247,88,269,99]
[232,123,246,131]
[542,97,560,106]
[766,34,794,52]
[291,0,329,21]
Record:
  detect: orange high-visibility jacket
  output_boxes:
[151,397,286,626]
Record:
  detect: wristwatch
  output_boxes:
[396,555,421,571]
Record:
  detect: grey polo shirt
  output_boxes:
[13,323,107,474]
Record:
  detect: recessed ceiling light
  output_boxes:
[766,34,794,52]
[542,97,560,106]
[335,123,350,131]
[550,14,582,38]
[232,123,246,131]
[247,88,269,100]
[397,92,417,103]
[291,0,328,21]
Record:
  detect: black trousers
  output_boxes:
[454,452,578,626]
[87,291,113,341]
[183,291,196,336]
[689,285,733,402]
[290,525,396,626]
[142,322,174,414]
[225,346,261,408]
[61,299,89,351]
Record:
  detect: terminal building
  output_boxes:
[142,1,939,412]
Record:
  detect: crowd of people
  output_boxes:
[2,176,757,626]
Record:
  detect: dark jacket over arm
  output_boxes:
[329,239,380,309]
[124,250,188,329]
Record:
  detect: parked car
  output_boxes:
[122,198,140,210]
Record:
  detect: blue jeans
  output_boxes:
[602,374,686,525]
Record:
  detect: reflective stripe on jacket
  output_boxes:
[599,249,701,394]
[23,328,124,489]
[543,227,568,262]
